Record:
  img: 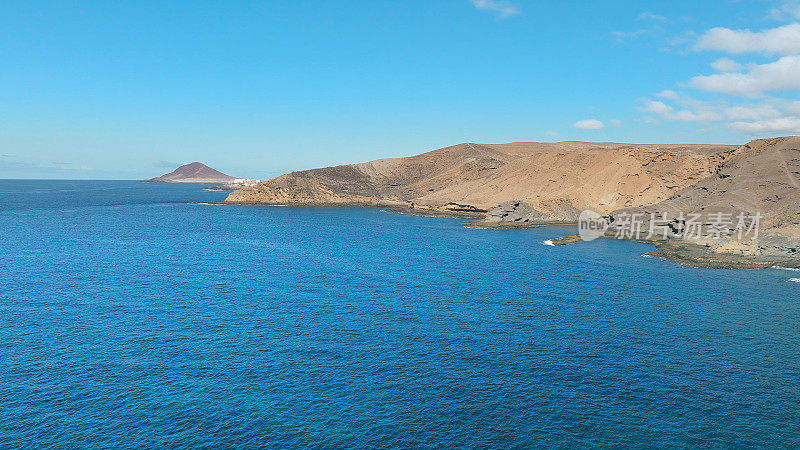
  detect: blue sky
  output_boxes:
[2,0,800,179]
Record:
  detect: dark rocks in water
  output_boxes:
[443,202,487,213]
[486,200,550,223]
[486,200,579,223]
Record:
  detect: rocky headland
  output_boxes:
[224,137,800,268]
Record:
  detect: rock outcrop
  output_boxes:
[485,200,580,223]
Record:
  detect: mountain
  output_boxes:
[144,162,235,183]
[225,141,736,215]
[224,137,800,265]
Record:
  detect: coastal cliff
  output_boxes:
[224,137,800,267]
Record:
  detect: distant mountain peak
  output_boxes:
[143,162,236,183]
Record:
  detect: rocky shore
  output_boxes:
[221,137,800,268]
[517,231,800,269]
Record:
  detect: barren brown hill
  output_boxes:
[227,141,736,217]
[611,136,800,256]
[616,137,799,226]
[144,162,235,183]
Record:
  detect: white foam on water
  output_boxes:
[642,253,669,261]
[772,265,800,272]
[789,278,800,283]
[542,240,556,246]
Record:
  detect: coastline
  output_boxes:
[642,239,800,269]
[465,219,575,230]
[212,200,799,270]
[467,218,800,269]
[209,136,800,271]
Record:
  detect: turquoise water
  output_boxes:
[1,180,799,447]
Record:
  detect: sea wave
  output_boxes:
[542,240,556,246]
[789,278,800,283]
[772,265,800,272]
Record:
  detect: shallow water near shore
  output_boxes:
[1,180,799,447]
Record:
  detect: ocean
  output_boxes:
[1,180,798,447]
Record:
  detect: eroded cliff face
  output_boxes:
[629,137,800,230]
[607,136,800,258]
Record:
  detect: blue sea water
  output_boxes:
[1,180,799,448]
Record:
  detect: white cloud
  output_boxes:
[775,99,800,114]
[470,0,519,18]
[666,31,697,48]
[723,104,782,120]
[767,1,800,21]
[695,23,800,55]
[664,110,723,121]
[655,90,679,99]
[710,57,744,72]
[638,99,672,114]
[610,29,652,42]
[641,96,723,122]
[636,91,800,133]
[573,119,605,130]
[545,130,558,137]
[632,11,800,137]
[638,12,667,21]
[728,116,800,134]
[609,119,622,127]
[689,55,800,96]
[638,93,790,123]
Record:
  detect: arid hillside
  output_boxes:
[626,137,800,228]
[226,141,736,218]
[611,136,800,256]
